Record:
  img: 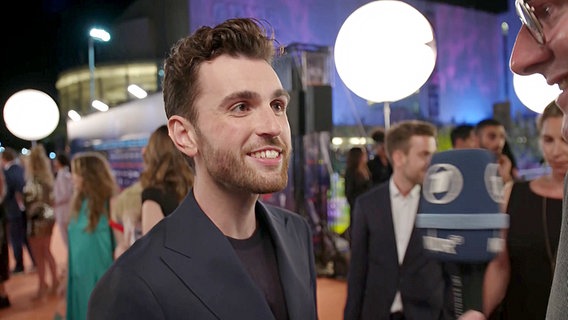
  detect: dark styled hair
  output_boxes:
[162,18,278,125]
[450,124,474,147]
[474,118,503,136]
[370,127,386,144]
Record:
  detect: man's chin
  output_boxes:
[255,181,287,194]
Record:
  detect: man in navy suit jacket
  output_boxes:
[1,147,33,273]
[344,121,454,320]
[88,18,317,319]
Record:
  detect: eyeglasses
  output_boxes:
[515,0,545,45]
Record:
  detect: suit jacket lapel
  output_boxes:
[403,224,422,265]
[257,202,313,320]
[404,199,425,265]
[380,187,399,265]
[160,192,274,320]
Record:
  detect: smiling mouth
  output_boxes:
[250,150,280,159]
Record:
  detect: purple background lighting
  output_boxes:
[190,0,527,127]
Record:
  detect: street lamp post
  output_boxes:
[88,27,111,108]
[88,36,95,106]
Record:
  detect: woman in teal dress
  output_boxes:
[67,152,118,320]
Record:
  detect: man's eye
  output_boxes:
[533,3,554,24]
[232,103,249,112]
[272,101,287,113]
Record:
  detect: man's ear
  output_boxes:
[391,149,404,168]
[168,116,198,157]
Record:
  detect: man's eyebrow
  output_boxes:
[218,91,259,107]
[218,89,290,107]
[274,89,290,101]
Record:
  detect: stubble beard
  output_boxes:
[198,131,290,194]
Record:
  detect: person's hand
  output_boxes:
[458,310,486,320]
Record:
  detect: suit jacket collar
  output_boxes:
[159,191,308,319]
[377,186,399,264]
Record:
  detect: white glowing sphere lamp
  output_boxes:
[513,73,561,114]
[3,89,60,141]
[334,0,437,104]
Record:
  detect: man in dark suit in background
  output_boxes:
[1,147,34,274]
[367,127,393,186]
[344,120,453,320]
[0,169,11,307]
[88,18,317,320]
[508,1,568,318]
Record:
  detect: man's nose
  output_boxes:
[510,25,552,76]
[256,106,283,137]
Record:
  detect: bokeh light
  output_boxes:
[3,89,60,141]
[513,73,561,114]
[334,0,436,103]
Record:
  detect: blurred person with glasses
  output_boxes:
[509,1,568,319]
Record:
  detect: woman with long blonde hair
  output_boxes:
[67,152,117,320]
[22,144,58,299]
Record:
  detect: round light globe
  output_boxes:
[3,89,60,141]
[334,0,436,103]
[513,73,561,114]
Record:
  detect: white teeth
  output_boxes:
[251,150,279,159]
[559,79,568,90]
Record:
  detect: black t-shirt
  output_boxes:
[228,217,289,320]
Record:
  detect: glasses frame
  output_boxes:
[515,0,546,45]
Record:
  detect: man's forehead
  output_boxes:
[198,56,282,96]
[409,135,435,145]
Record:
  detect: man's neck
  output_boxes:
[192,176,258,240]
[392,173,416,196]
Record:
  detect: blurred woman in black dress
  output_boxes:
[344,147,372,242]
